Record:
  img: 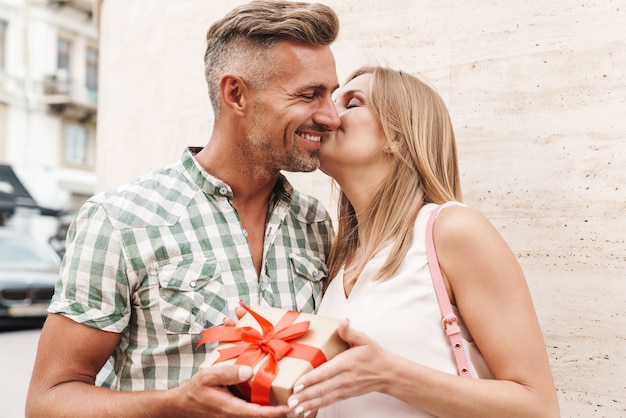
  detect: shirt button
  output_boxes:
[260,282,267,291]
[218,187,228,195]
[189,281,197,288]
[312,271,318,278]
[242,229,248,237]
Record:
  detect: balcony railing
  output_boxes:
[41,70,97,123]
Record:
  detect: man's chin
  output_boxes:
[281,155,320,173]
[281,165,319,174]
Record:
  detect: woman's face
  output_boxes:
[319,73,389,184]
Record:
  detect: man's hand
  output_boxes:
[26,313,290,417]
[222,305,247,326]
[172,364,289,417]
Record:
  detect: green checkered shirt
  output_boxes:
[49,148,333,391]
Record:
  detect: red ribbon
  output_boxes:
[196,302,328,405]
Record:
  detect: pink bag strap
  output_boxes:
[425,204,471,378]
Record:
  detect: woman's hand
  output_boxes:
[286,319,392,416]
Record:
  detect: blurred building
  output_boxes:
[0,0,97,237]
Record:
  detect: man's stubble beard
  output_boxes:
[246,106,320,174]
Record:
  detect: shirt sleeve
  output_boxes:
[48,200,131,333]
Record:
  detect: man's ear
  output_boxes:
[220,74,248,115]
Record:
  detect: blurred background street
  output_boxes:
[0,326,41,418]
[1,2,93,415]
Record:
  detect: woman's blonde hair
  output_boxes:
[327,66,463,283]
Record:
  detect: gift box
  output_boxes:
[198,302,349,406]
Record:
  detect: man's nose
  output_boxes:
[314,96,341,131]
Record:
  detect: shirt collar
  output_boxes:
[181,147,294,204]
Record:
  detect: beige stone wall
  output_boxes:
[98,2,626,414]
[98,0,625,275]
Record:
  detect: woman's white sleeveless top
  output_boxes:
[317,203,485,418]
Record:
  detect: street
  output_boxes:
[0,327,41,418]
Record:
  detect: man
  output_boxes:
[26,1,340,416]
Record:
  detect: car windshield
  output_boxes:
[0,234,60,270]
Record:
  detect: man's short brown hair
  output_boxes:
[204,1,340,117]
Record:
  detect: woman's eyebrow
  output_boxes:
[335,88,365,100]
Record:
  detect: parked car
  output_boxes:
[0,229,61,327]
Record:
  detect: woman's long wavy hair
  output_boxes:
[326,66,463,284]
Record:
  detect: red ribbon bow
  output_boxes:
[197,302,327,405]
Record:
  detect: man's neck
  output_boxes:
[194,137,279,207]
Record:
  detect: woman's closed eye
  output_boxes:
[334,89,367,110]
[344,98,363,109]
[345,99,359,109]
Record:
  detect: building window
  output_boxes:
[0,20,7,71]
[63,122,91,168]
[57,37,71,71]
[86,46,98,100]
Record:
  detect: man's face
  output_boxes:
[245,41,340,173]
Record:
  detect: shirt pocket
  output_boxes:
[156,257,225,334]
[288,253,328,311]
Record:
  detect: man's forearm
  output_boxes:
[26,381,178,418]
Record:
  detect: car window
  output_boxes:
[0,234,60,270]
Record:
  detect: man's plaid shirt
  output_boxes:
[49,148,334,390]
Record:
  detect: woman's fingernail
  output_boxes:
[304,411,311,417]
[288,398,299,409]
[238,365,252,380]
[293,383,304,393]
[295,406,304,415]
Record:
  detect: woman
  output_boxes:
[287,67,559,417]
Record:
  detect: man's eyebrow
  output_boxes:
[304,83,340,92]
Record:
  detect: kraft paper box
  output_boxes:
[199,304,349,406]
